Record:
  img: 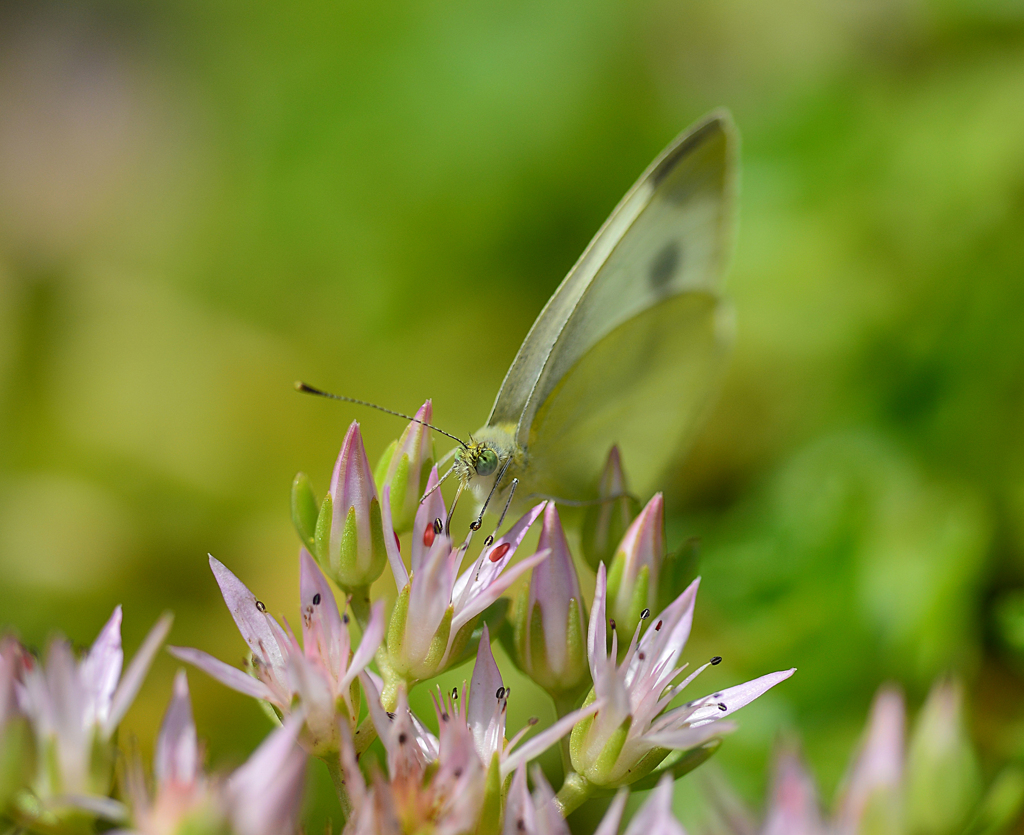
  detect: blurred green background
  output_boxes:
[2,0,1024,829]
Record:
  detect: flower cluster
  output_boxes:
[705,679,1024,835]
[0,412,800,835]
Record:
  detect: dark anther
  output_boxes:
[452,687,459,700]
[518,818,526,830]
[496,686,506,699]
[484,534,494,547]
[398,733,407,745]
[528,716,539,725]
[454,768,463,778]
[717,703,728,711]
[433,518,444,535]
[710,656,723,665]
[609,619,616,630]
[638,652,646,661]
[655,620,663,631]
[255,600,266,613]
[442,713,449,722]
[386,712,396,720]
[312,593,321,606]
[342,614,349,624]
[470,520,482,531]
[640,608,651,620]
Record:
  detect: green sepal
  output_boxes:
[366,495,388,584]
[625,564,650,638]
[338,506,360,579]
[450,599,511,670]
[333,497,388,589]
[569,688,598,771]
[290,473,319,553]
[387,583,411,673]
[606,552,625,610]
[562,597,589,692]
[373,440,398,490]
[388,453,413,533]
[416,604,453,681]
[527,602,549,684]
[314,493,333,572]
[591,714,632,784]
[477,753,504,835]
[618,739,721,792]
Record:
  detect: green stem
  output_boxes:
[555,770,595,817]
[552,691,579,779]
[325,756,353,824]
[352,715,378,755]
[347,585,373,633]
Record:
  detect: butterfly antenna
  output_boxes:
[295,382,468,448]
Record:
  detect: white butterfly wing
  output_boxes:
[487,111,737,501]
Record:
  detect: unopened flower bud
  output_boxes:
[290,472,319,553]
[582,447,639,570]
[606,493,665,640]
[314,421,388,590]
[514,504,588,697]
[906,679,982,833]
[375,400,434,534]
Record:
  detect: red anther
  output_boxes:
[394,531,402,552]
[423,524,435,548]
[489,542,511,562]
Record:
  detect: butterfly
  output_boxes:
[448,110,737,534]
[300,110,736,540]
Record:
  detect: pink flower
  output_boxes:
[17,607,171,811]
[374,400,435,534]
[119,671,307,835]
[570,565,795,790]
[382,488,549,694]
[514,504,589,696]
[169,552,383,758]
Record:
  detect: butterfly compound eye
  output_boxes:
[475,449,499,477]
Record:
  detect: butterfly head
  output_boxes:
[453,423,523,503]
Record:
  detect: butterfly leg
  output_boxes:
[444,481,465,536]
[483,478,519,547]
[470,456,515,534]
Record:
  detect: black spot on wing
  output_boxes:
[649,240,681,292]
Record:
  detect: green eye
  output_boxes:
[475,449,499,477]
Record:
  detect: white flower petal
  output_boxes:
[299,549,347,674]
[685,668,796,727]
[209,556,286,673]
[622,774,687,835]
[167,646,277,703]
[82,606,124,725]
[155,670,199,786]
[340,600,385,693]
[381,485,409,588]
[106,612,173,736]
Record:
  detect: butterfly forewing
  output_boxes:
[486,111,737,501]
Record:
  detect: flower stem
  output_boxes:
[347,585,373,632]
[352,715,378,755]
[552,691,578,778]
[555,770,595,817]
[325,755,353,823]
